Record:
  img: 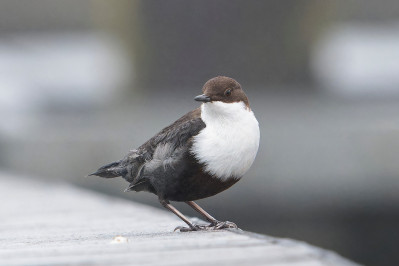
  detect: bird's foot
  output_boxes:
[174,224,209,232]
[174,221,238,232]
[209,220,238,230]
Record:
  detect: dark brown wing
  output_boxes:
[137,108,203,159]
[90,108,205,183]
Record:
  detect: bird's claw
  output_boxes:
[174,224,207,232]
[211,221,238,230]
[174,221,238,232]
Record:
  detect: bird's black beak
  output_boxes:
[194,94,211,103]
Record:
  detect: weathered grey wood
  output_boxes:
[0,173,360,266]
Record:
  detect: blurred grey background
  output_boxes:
[1,1,399,265]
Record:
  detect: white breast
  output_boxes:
[191,101,260,181]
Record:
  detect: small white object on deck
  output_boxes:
[111,235,129,244]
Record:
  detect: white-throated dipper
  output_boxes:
[90,76,260,232]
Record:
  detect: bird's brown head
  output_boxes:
[194,76,249,108]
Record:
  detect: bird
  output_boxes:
[89,76,260,232]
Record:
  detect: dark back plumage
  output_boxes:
[90,108,206,194]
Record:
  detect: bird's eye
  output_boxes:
[225,89,232,96]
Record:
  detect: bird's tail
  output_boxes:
[88,160,127,178]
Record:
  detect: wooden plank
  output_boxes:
[0,173,360,266]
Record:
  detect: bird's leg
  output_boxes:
[185,201,238,230]
[185,201,217,224]
[159,199,206,232]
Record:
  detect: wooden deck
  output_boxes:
[0,173,360,266]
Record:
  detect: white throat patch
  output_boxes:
[191,101,260,181]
